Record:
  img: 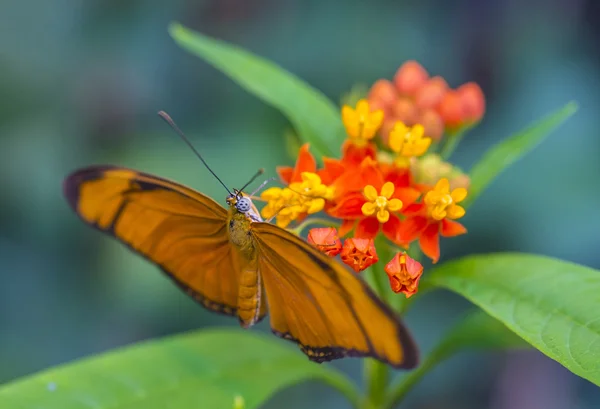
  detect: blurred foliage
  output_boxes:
[1,0,600,408]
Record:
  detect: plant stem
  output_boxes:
[382,357,436,409]
[439,128,466,160]
[361,235,394,408]
[323,373,364,409]
[364,359,389,409]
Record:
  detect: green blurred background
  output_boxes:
[1,0,599,408]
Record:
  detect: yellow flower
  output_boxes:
[341,99,384,146]
[424,178,467,221]
[388,122,432,167]
[361,182,403,223]
[260,172,334,228]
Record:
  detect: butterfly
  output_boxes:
[62,112,419,369]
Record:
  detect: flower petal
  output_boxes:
[326,192,367,219]
[318,158,346,185]
[380,181,395,199]
[419,223,441,263]
[434,177,450,193]
[446,204,465,219]
[363,185,378,201]
[376,209,390,223]
[382,213,402,242]
[276,166,293,184]
[338,219,355,237]
[388,124,404,153]
[451,187,468,203]
[361,202,377,216]
[355,217,380,239]
[387,198,403,212]
[396,215,428,243]
[440,219,467,237]
[291,144,317,183]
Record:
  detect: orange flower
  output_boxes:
[457,82,485,123]
[394,61,429,96]
[307,227,342,257]
[438,90,464,128]
[385,252,423,298]
[415,76,448,110]
[340,238,378,272]
[397,178,467,263]
[368,79,398,110]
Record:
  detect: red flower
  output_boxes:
[327,158,420,242]
[307,228,342,257]
[277,143,316,184]
[340,238,378,273]
[385,252,423,298]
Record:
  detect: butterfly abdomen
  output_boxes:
[237,261,262,328]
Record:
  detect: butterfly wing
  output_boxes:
[64,165,266,320]
[251,222,418,369]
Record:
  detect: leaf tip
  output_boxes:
[168,22,185,39]
[565,100,579,115]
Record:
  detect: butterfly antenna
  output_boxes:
[236,169,268,197]
[158,111,232,195]
[249,176,277,197]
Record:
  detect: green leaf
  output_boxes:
[464,102,577,207]
[0,328,360,409]
[169,23,344,158]
[427,253,600,386]
[384,310,527,408]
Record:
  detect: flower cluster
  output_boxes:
[260,61,484,298]
[368,61,485,142]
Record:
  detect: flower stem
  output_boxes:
[361,234,393,408]
[439,125,473,160]
[382,359,434,409]
[364,358,389,409]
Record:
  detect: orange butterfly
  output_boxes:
[63,112,418,368]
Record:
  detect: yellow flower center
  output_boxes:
[388,122,432,167]
[361,181,403,223]
[260,172,334,228]
[424,178,468,221]
[341,99,384,146]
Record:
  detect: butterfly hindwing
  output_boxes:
[64,165,267,321]
[251,222,419,369]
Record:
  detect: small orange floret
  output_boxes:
[438,90,464,128]
[368,79,398,108]
[394,61,429,96]
[340,238,378,273]
[457,82,485,123]
[392,98,419,126]
[307,227,342,257]
[385,252,423,298]
[415,76,448,110]
[418,109,445,141]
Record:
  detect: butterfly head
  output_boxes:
[227,190,262,222]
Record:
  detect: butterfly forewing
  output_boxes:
[64,165,267,320]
